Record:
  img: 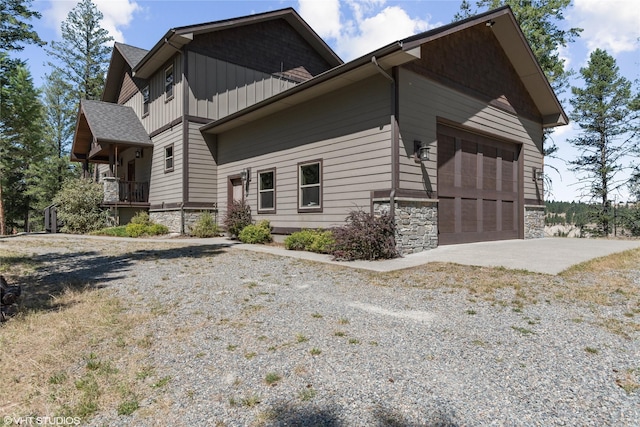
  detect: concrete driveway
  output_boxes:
[243,237,640,274]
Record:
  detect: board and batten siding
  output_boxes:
[187,52,298,120]
[123,55,183,134]
[397,68,544,202]
[148,125,183,205]
[187,120,217,204]
[215,75,393,230]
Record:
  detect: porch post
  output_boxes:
[108,145,115,177]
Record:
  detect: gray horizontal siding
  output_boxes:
[149,125,183,205]
[187,52,298,120]
[398,68,544,201]
[215,75,393,230]
[187,121,216,204]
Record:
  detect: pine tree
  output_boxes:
[46,0,113,101]
[0,0,42,234]
[568,49,634,235]
[0,62,44,232]
[0,0,44,52]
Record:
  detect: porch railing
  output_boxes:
[118,181,149,203]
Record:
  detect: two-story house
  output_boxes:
[70,6,567,254]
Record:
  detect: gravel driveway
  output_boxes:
[3,235,639,426]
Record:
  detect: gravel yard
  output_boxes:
[1,235,639,426]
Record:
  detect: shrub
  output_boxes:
[91,226,128,237]
[129,211,151,226]
[284,229,334,253]
[223,200,252,238]
[53,178,106,234]
[238,220,272,244]
[125,223,146,238]
[190,211,220,237]
[330,210,398,261]
[125,211,168,237]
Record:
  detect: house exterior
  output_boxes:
[70,6,567,254]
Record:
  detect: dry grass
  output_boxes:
[1,236,639,422]
[0,286,156,421]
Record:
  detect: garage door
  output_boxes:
[437,124,520,245]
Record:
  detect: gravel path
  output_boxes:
[4,236,639,426]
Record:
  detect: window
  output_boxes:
[258,169,275,213]
[165,145,174,172]
[165,65,174,100]
[298,160,322,212]
[142,85,149,116]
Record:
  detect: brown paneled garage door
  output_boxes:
[437,124,520,245]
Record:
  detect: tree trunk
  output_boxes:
[0,180,5,235]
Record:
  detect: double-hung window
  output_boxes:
[258,169,275,213]
[298,160,322,212]
[142,85,149,116]
[165,145,174,172]
[165,65,174,100]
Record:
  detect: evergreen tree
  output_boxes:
[568,49,634,235]
[0,0,44,52]
[46,0,113,101]
[0,0,42,234]
[0,62,44,233]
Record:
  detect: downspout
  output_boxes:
[371,56,398,219]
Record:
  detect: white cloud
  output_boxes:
[43,0,141,43]
[572,0,640,54]
[298,0,341,39]
[298,0,439,61]
[338,5,434,59]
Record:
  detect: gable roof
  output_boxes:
[201,6,567,135]
[102,43,149,102]
[71,99,152,163]
[117,43,149,69]
[132,7,342,80]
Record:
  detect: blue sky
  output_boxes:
[14,0,640,202]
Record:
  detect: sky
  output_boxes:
[13,0,640,202]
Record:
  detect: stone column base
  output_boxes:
[150,208,218,234]
[373,197,438,255]
[524,205,545,239]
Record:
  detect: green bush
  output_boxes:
[53,178,106,234]
[124,212,169,237]
[91,226,128,237]
[190,211,220,237]
[129,211,151,226]
[223,200,252,238]
[125,223,146,238]
[238,220,272,244]
[284,229,334,253]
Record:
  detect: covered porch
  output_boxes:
[71,99,153,206]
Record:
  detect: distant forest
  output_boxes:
[546,201,640,237]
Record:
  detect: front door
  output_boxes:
[228,176,243,208]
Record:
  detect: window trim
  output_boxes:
[257,168,276,214]
[164,65,174,101]
[142,84,149,117]
[164,144,174,173]
[297,159,323,213]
